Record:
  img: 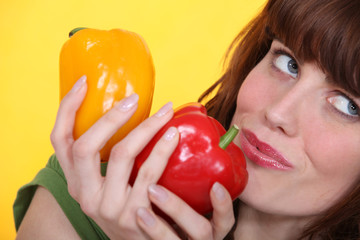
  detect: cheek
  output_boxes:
[305,123,360,182]
[299,118,360,209]
[234,69,275,120]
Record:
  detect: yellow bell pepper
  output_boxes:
[59,28,155,161]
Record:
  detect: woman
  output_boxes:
[14,0,360,239]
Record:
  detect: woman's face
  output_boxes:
[231,40,360,216]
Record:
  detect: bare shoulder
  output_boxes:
[16,186,80,240]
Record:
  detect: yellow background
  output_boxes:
[0,0,265,238]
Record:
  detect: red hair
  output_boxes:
[200,0,360,238]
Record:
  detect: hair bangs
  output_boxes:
[266,0,360,96]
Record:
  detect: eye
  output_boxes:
[327,94,359,118]
[273,54,298,78]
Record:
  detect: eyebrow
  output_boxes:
[272,36,283,43]
[325,75,336,85]
[271,39,304,65]
[326,75,360,98]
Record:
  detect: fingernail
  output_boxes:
[212,182,225,201]
[70,75,87,93]
[148,184,168,202]
[137,207,156,227]
[116,94,139,111]
[163,127,177,141]
[155,102,173,117]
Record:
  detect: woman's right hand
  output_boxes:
[50,75,179,239]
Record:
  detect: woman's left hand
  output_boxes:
[136,182,235,240]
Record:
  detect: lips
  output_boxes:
[239,129,293,170]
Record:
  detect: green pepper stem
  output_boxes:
[219,125,239,150]
[69,27,88,38]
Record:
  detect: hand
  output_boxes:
[50,75,179,239]
[136,182,236,240]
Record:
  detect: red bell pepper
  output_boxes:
[130,102,248,215]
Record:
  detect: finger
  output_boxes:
[210,182,235,240]
[148,184,213,240]
[50,75,87,171]
[136,207,180,240]
[104,102,174,184]
[67,93,139,198]
[73,93,139,160]
[129,126,179,204]
[70,94,139,197]
[99,103,175,215]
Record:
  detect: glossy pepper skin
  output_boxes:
[130,102,248,215]
[59,28,155,161]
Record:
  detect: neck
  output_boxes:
[234,203,312,240]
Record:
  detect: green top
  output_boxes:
[13,154,110,240]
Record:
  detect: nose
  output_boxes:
[264,87,304,136]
